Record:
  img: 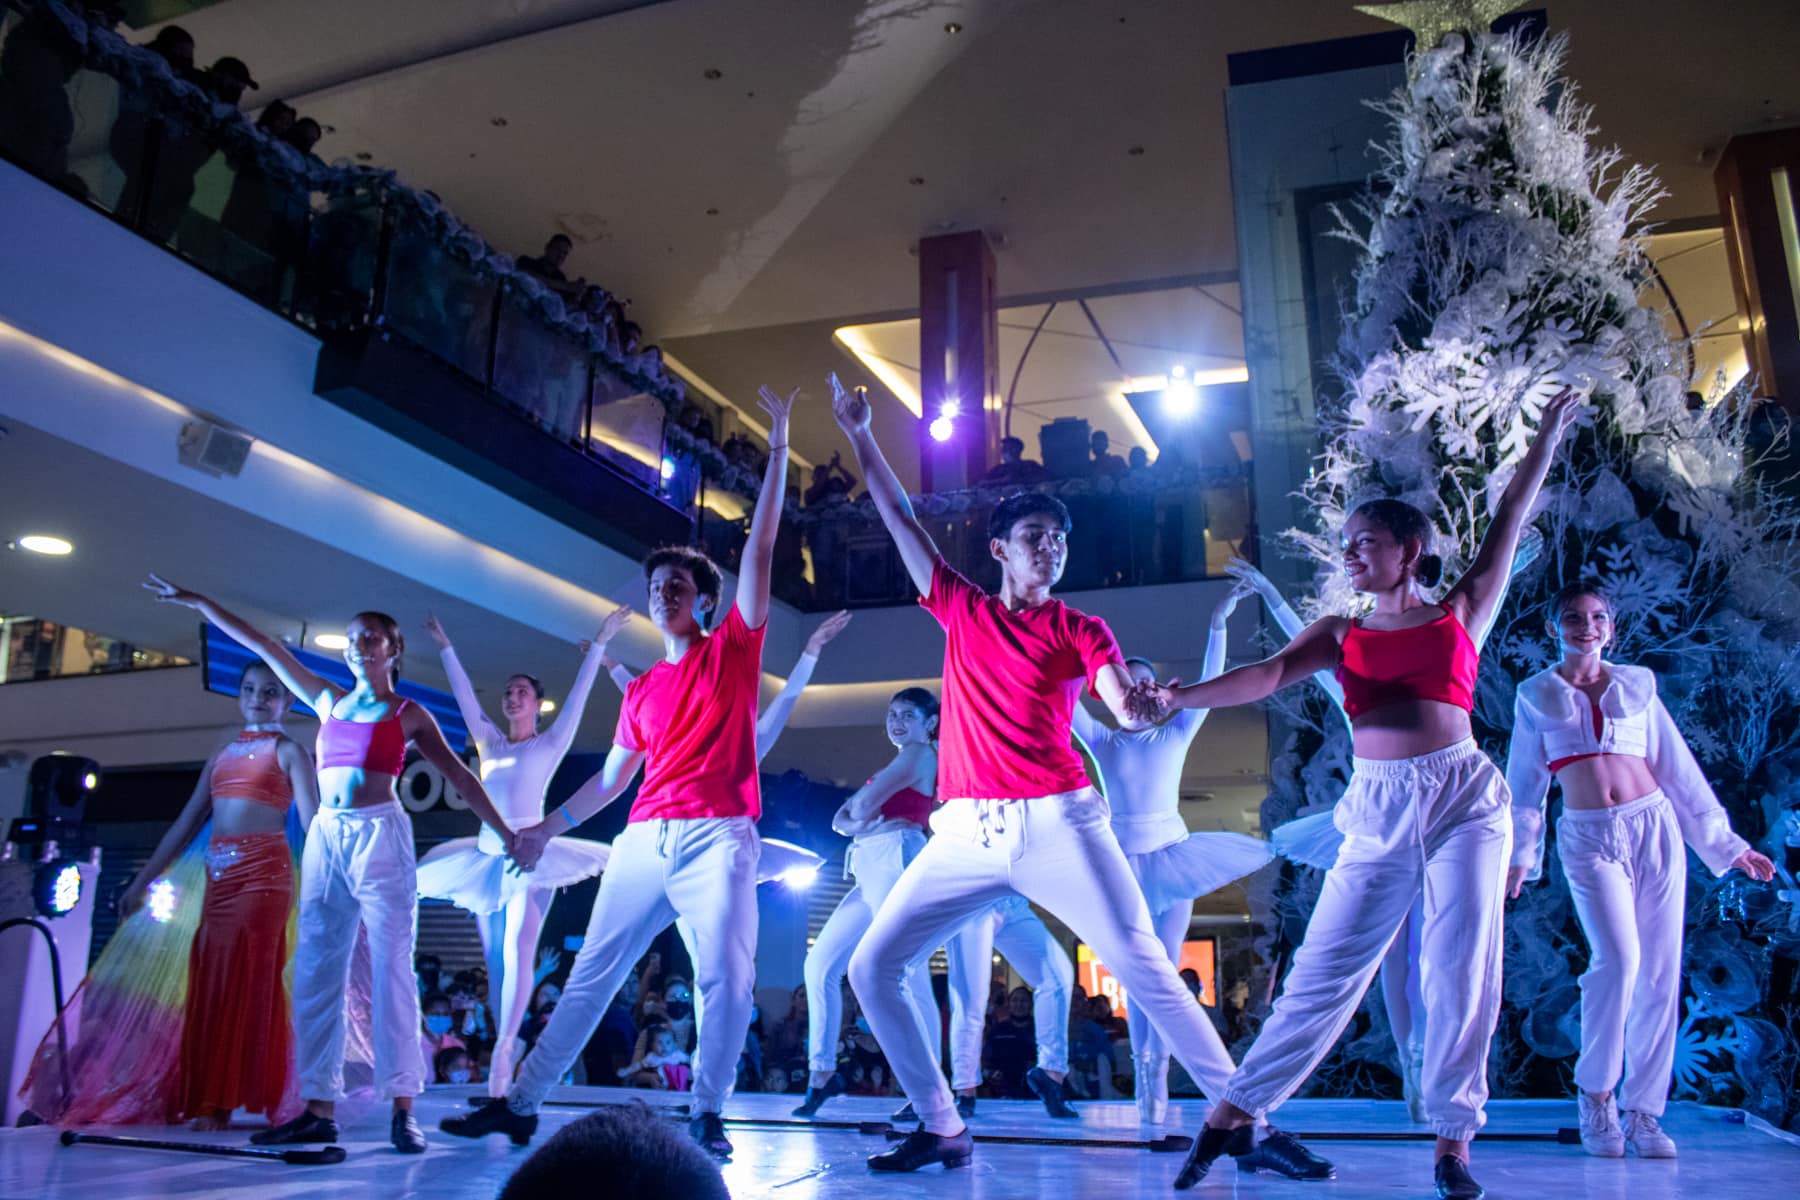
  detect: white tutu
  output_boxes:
[1269,809,1345,871]
[757,837,824,885]
[416,836,611,914]
[1124,831,1274,914]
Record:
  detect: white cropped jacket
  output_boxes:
[1505,662,1748,880]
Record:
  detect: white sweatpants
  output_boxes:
[945,894,1074,1090]
[1224,740,1509,1143]
[293,801,426,1101]
[1560,790,1685,1116]
[805,828,939,1074]
[510,817,759,1115]
[848,789,1238,1136]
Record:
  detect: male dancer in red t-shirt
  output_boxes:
[830,378,1330,1179]
[442,386,797,1159]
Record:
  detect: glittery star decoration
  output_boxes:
[1354,0,1529,51]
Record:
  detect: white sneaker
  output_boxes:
[1578,1091,1625,1157]
[1622,1110,1677,1158]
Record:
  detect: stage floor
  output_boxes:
[2,1088,1795,1199]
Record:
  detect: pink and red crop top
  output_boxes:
[1335,608,1478,721]
[316,698,411,776]
[881,785,935,829]
[210,730,294,810]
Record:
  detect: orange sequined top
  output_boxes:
[210,729,294,811]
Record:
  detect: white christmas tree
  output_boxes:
[1274,15,1800,1120]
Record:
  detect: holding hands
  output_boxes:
[509,822,551,873]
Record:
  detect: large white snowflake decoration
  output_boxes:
[1671,996,1736,1098]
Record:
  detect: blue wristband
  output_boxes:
[559,806,579,829]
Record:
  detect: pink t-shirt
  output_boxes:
[616,607,766,821]
[920,559,1124,801]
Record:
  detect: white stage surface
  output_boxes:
[3,1087,1795,1198]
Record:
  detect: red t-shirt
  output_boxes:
[920,559,1124,801]
[616,607,766,822]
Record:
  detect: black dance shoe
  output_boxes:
[1237,1126,1334,1180]
[691,1111,733,1159]
[867,1126,974,1172]
[1027,1067,1079,1119]
[891,1101,918,1123]
[439,1097,538,1145]
[957,1094,977,1120]
[1172,1123,1254,1190]
[250,1110,339,1145]
[792,1073,847,1118]
[1435,1154,1484,1200]
[391,1109,427,1154]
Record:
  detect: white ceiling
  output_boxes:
[144,0,1800,350]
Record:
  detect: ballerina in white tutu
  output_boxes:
[417,607,632,1095]
[1072,580,1277,1126]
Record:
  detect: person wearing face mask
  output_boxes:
[20,662,320,1131]
[421,992,468,1069]
[142,577,517,1154]
[790,687,941,1119]
[415,954,443,998]
[435,1046,480,1087]
[1506,583,1774,1160]
[445,386,797,1160]
[660,977,696,1053]
[417,610,628,1096]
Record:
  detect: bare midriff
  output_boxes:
[317,766,402,810]
[1553,754,1660,811]
[210,794,292,836]
[1349,698,1474,761]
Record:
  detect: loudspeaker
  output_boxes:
[178,419,255,478]
[1038,416,1091,478]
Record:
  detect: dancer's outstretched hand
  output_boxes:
[509,822,551,873]
[582,605,633,655]
[1536,386,1583,446]
[142,572,203,608]
[1211,581,1252,627]
[1731,848,1777,882]
[422,614,451,649]
[1505,865,1530,899]
[1223,558,1282,604]
[829,372,871,434]
[757,384,799,440]
[806,610,852,655]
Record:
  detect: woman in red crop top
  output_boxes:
[790,687,940,1120]
[21,662,319,1131]
[1504,584,1772,1160]
[143,575,516,1155]
[1156,389,1581,1198]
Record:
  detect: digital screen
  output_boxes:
[1076,938,1217,1015]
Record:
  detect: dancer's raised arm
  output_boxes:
[144,574,332,708]
[830,373,940,597]
[424,615,503,745]
[547,607,633,754]
[758,610,850,761]
[1445,388,1580,647]
[1225,558,1349,725]
[738,387,797,631]
[1144,617,1346,715]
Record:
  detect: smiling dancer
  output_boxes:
[1160,389,1580,1199]
[824,376,1313,1178]
[1072,581,1278,1129]
[417,608,631,1095]
[442,384,795,1159]
[1507,582,1774,1159]
[142,577,517,1154]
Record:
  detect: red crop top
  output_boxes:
[316,698,411,776]
[881,785,935,829]
[1548,698,1605,774]
[1335,609,1478,721]
[210,730,294,810]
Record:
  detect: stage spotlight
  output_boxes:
[659,456,676,481]
[780,864,820,890]
[147,879,178,924]
[1170,364,1189,380]
[1162,377,1199,419]
[34,860,83,917]
[940,397,962,419]
[929,415,955,442]
[314,633,349,651]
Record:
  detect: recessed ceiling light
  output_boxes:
[314,633,349,651]
[539,699,557,714]
[944,22,963,34]
[12,535,73,555]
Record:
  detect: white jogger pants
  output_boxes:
[804,827,939,1074]
[1560,789,1685,1116]
[294,801,426,1101]
[1223,739,1509,1143]
[848,790,1238,1136]
[945,893,1074,1090]
[510,817,759,1115]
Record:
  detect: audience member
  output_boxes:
[203,55,258,107]
[110,25,196,230]
[803,454,856,507]
[435,1044,481,1086]
[0,0,90,180]
[586,972,639,1087]
[661,976,696,1054]
[516,233,586,298]
[766,984,809,1087]
[1089,429,1128,480]
[421,990,468,1066]
[619,1023,692,1091]
[979,436,1051,486]
[497,1103,729,1200]
[983,986,1039,1099]
[416,953,444,997]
